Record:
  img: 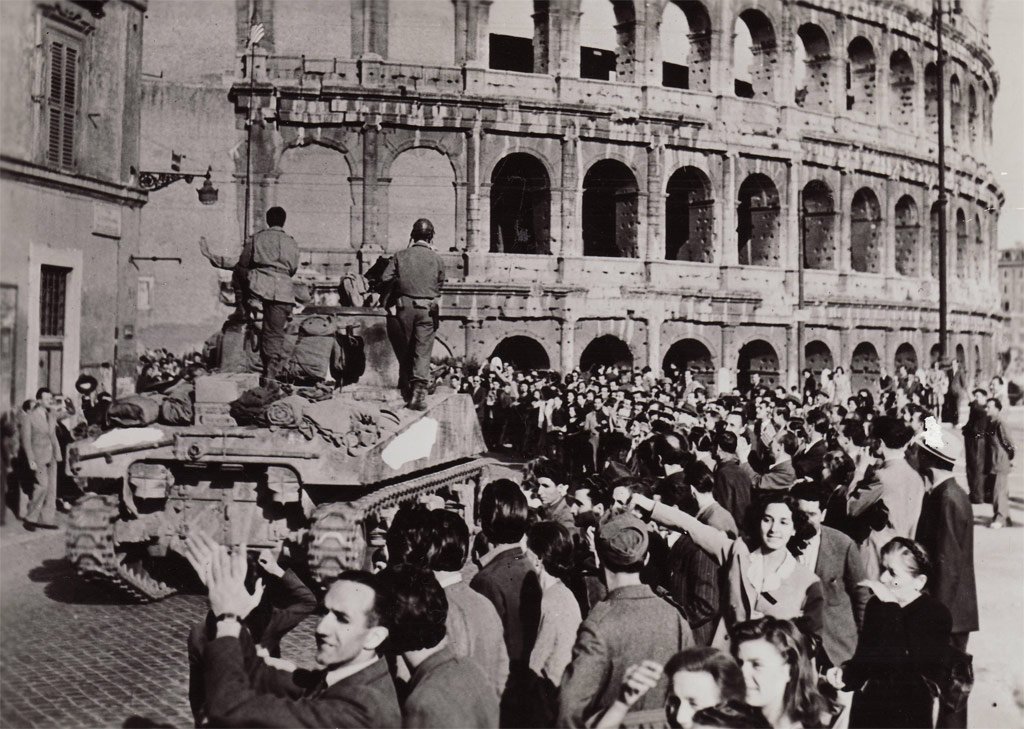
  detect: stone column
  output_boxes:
[560,316,577,373]
[838,168,852,272]
[467,0,492,67]
[453,0,469,65]
[558,4,581,78]
[721,152,738,266]
[465,120,482,252]
[785,323,798,389]
[884,175,898,277]
[560,127,581,257]
[786,161,800,271]
[361,122,381,251]
[645,137,665,264]
[647,314,663,373]
[464,319,484,364]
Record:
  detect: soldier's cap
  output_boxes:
[596,512,649,569]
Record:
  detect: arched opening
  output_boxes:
[850,342,880,390]
[388,0,454,65]
[387,148,457,253]
[804,340,834,375]
[733,9,776,100]
[968,85,979,149]
[490,153,551,254]
[846,37,876,118]
[851,187,882,273]
[663,338,714,385]
[580,334,633,371]
[894,195,919,277]
[955,343,967,371]
[738,339,779,388]
[795,24,831,110]
[275,145,353,250]
[974,212,985,283]
[929,201,941,278]
[489,0,542,73]
[660,1,711,91]
[274,0,352,59]
[801,180,836,270]
[582,159,639,258]
[924,63,939,129]
[889,50,914,128]
[579,0,636,82]
[737,173,780,267]
[665,166,714,262]
[894,343,918,372]
[955,208,968,280]
[929,342,942,365]
[950,74,962,145]
[490,336,551,370]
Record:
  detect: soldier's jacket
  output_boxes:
[248,226,299,303]
[380,241,445,300]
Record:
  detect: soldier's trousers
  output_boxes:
[260,300,293,382]
[387,303,435,394]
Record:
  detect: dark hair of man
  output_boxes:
[822,450,855,487]
[376,565,447,652]
[685,460,715,495]
[35,387,52,400]
[648,431,691,467]
[986,397,1003,411]
[332,570,389,629]
[425,509,469,572]
[806,409,829,436]
[971,388,987,397]
[776,431,799,457]
[479,479,529,545]
[526,521,575,580]
[690,701,772,729]
[834,405,848,419]
[386,505,434,568]
[840,420,869,448]
[691,427,714,453]
[789,480,827,508]
[664,647,746,707]
[266,206,287,227]
[717,430,738,455]
[873,416,914,449]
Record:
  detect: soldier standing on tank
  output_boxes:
[381,218,446,410]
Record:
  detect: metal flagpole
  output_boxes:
[244,17,262,244]
[935,0,949,360]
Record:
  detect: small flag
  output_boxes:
[248,22,265,48]
[170,151,183,172]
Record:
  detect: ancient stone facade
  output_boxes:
[138,0,1004,390]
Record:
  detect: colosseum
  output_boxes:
[136,0,1004,391]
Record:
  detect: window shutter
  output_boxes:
[47,108,62,167]
[45,38,78,170]
[49,42,64,104]
[63,46,77,109]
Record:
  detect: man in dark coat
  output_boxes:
[984,397,1016,529]
[794,409,830,482]
[915,425,979,729]
[182,534,400,729]
[711,431,753,530]
[381,218,446,410]
[961,388,989,504]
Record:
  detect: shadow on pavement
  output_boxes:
[123,715,175,728]
[27,558,128,605]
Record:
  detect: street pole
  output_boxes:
[796,188,805,379]
[935,0,949,360]
[244,38,256,244]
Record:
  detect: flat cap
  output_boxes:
[596,512,649,569]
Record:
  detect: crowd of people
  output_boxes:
[180,358,1015,729]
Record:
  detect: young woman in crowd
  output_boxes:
[827,537,952,729]
[631,491,824,643]
[731,617,833,729]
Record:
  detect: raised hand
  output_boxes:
[182,530,221,587]
[207,544,263,618]
[619,661,663,707]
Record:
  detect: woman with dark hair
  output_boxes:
[632,491,824,645]
[827,537,952,728]
[525,521,582,725]
[731,617,833,728]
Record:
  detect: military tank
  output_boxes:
[64,307,488,601]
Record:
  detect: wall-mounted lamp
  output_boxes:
[135,165,219,205]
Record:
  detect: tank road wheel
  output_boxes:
[308,503,368,584]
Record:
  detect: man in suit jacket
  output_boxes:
[19,389,61,528]
[712,431,753,530]
[558,513,694,728]
[984,398,1016,529]
[181,533,401,729]
[915,422,979,729]
[791,482,868,669]
[794,410,830,482]
[751,430,798,492]
[961,389,989,504]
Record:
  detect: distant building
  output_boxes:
[999,246,1024,354]
[0,0,147,411]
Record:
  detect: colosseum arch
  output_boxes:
[733,9,777,101]
[846,37,876,118]
[659,0,712,92]
[388,0,455,65]
[850,342,881,390]
[488,0,547,74]
[737,173,780,267]
[490,153,552,255]
[889,50,915,129]
[894,342,918,372]
[955,207,968,280]
[795,23,832,111]
[929,200,941,278]
[583,159,639,258]
[804,340,834,375]
[968,84,979,149]
[273,144,355,250]
[950,74,963,145]
[663,338,715,385]
[580,334,634,371]
[738,339,779,388]
[579,0,638,82]
[894,195,920,277]
[665,166,714,262]
[386,147,457,253]
[850,187,882,274]
[801,180,836,270]
[490,335,552,371]
[924,63,939,129]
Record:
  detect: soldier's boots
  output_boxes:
[407,385,428,411]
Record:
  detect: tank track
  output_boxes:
[66,494,177,602]
[308,459,486,584]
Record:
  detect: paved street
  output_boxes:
[0,423,1021,728]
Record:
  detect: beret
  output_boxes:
[596,512,649,569]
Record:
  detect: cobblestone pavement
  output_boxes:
[0,435,1019,728]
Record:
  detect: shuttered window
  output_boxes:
[45,37,79,170]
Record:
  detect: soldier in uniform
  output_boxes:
[381,218,445,410]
